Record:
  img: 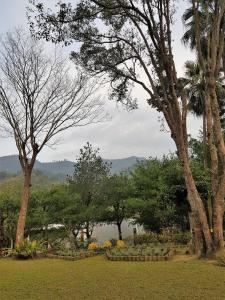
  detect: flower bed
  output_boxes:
[106,246,173,262]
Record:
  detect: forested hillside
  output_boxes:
[0,155,145,179]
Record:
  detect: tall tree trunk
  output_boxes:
[202,112,207,168]
[207,194,213,231]
[85,222,91,240]
[213,200,224,248]
[189,211,204,257]
[183,165,214,254]
[177,138,214,255]
[71,229,80,249]
[16,168,32,244]
[206,75,225,249]
[117,221,122,240]
[80,229,84,242]
[164,103,214,255]
[10,238,13,249]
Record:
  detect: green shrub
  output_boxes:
[134,229,191,245]
[123,236,135,246]
[134,232,158,245]
[172,232,191,244]
[14,239,43,259]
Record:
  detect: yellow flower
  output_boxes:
[88,242,98,250]
[116,240,125,248]
[103,240,112,249]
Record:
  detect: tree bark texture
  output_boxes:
[168,105,215,254]
[117,222,123,240]
[204,78,225,249]
[15,169,32,244]
[189,211,204,257]
[192,0,225,251]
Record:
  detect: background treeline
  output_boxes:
[0,137,216,248]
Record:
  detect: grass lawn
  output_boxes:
[1,256,225,300]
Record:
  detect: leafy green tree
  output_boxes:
[68,142,110,239]
[132,159,164,201]
[0,176,21,247]
[131,155,210,232]
[100,173,134,240]
[27,184,80,246]
[131,158,181,232]
[188,135,205,165]
[27,186,58,235]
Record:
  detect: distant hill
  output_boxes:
[0,155,145,179]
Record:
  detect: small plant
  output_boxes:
[14,239,42,259]
[116,240,125,248]
[134,232,158,245]
[88,242,98,250]
[103,240,112,249]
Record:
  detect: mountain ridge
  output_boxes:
[0,155,146,178]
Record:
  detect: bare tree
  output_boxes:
[0,29,104,243]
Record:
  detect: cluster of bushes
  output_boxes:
[134,228,191,246]
[108,245,171,257]
[88,239,173,260]
[3,229,191,261]
[9,239,126,260]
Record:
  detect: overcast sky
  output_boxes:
[0,0,200,162]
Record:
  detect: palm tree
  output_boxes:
[184,61,205,116]
[183,60,225,167]
[183,60,207,166]
[182,6,208,57]
[182,2,225,75]
[182,3,225,150]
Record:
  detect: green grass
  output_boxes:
[1,256,225,299]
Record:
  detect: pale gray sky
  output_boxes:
[0,0,199,162]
